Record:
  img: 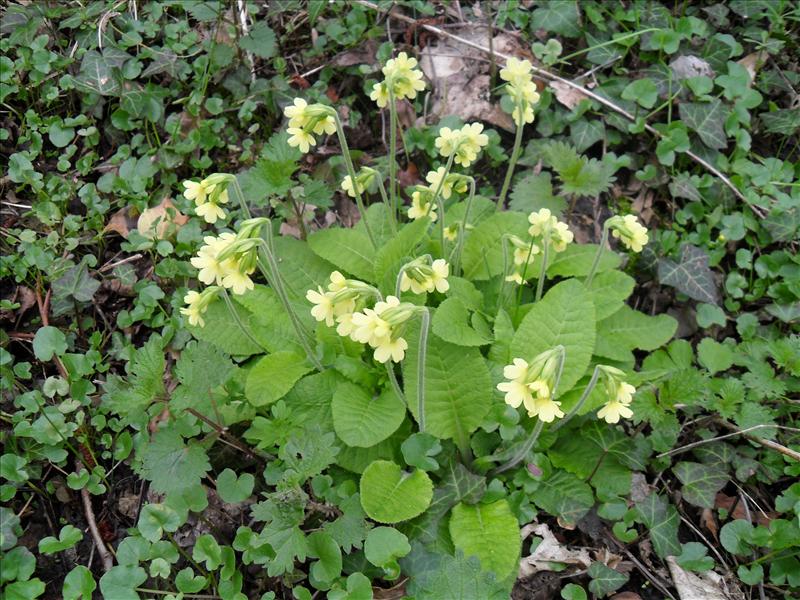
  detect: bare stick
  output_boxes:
[715,420,800,462]
[356,0,765,217]
[79,467,113,572]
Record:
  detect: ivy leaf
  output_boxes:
[360,460,433,523]
[74,48,128,96]
[138,429,211,496]
[679,100,729,149]
[216,469,255,504]
[332,382,405,448]
[512,279,596,395]
[308,228,376,282]
[674,461,729,508]
[534,469,594,525]
[239,21,277,58]
[570,119,605,152]
[52,262,100,303]
[658,244,720,304]
[245,352,312,407]
[588,562,629,596]
[530,0,581,37]
[449,500,520,580]
[634,494,681,558]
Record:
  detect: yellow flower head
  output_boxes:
[284,97,310,128]
[500,57,533,88]
[373,335,408,363]
[608,214,649,253]
[183,180,210,205]
[497,349,565,422]
[434,123,490,167]
[399,258,450,295]
[179,287,220,328]
[195,201,227,224]
[408,188,438,222]
[287,127,316,153]
[190,232,256,295]
[597,366,636,424]
[425,167,454,200]
[443,225,459,242]
[375,51,426,106]
[527,208,573,253]
[369,81,390,108]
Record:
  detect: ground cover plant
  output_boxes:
[1,1,798,599]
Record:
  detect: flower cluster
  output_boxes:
[597,366,636,424]
[607,214,649,253]
[307,272,422,363]
[425,167,469,200]
[497,349,565,422]
[183,173,234,224]
[341,167,378,198]
[190,218,266,297]
[435,123,490,167]
[505,235,541,284]
[284,98,337,153]
[528,208,574,252]
[408,187,438,222]
[399,258,450,295]
[369,52,426,108]
[180,286,221,327]
[499,57,541,125]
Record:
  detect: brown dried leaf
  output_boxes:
[666,556,735,600]
[519,523,592,577]
[104,206,136,238]
[550,81,587,110]
[714,492,775,526]
[137,198,188,240]
[737,51,768,83]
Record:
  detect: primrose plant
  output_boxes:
[177,52,675,591]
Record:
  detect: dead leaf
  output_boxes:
[104,206,136,239]
[519,523,592,577]
[326,85,340,103]
[670,55,715,80]
[737,51,768,83]
[332,39,378,68]
[700,508,718,539]
[611,593,643,600]
[137,198,188,240]
[666,556,738,600]
[550,80,587,110]
[714,492,775,526]
[398,162,420,190]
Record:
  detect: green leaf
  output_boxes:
[33,326,67,361]
[102,335,165,425]
[679,100,729,149]
[547,244,621,278]
[323,493,369,553]
[541,141,615,197]
[719,520,753,555]
[696,339,734,374]
[360,460,433,523]
[696,303,726,328]
[509,172,566,215]
[512,279,596,395]
[402,544,508,599]
[39,524,83,554]
[658,245,719,304]
[570,119,605,152]
[187,299,263,356]
[4,579,46,600]
[175,567,207,593]
[245,352,312,407]
[308,227,376,282]
[634,494,681,558]
[234,285,304,354]
[239,21,277,58]
[587,562,629,596]
[585,270,636,320]
[403,331,493,441]
[99,566,148,600]
[364,526,411,579]
[738,564,764,585]
[139,429,211,496]
[401,433,443,471]
[192,534,222,570]
[530,0,581,37]
[622,78,659,109]
[171,341,235,412]
[449,500,520,580]
[595,306,677,361]
[374,218,430,293]
[216,469,255,504]
[52,262,100,302]
[534,469,594,525]
[74,48,128,96]
[137,503,181,542]
[561,583,587,600]
[63,565,96,600]
[272,236,338,301]
[328,572,373,600]
[332,382,405,448]
[307,530,342,583]
[432,297,491,346]
[674,461,729,508]
[676,542,715,571]
[461,211,529,280]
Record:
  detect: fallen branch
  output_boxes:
[356,0,766,218]
[715,419,800,462]
[79,465,113,572]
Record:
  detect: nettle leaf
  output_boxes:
[171,341,235,412]
[449,500,520,580]
[541,141,615,197]
[374,218,430,293]
[360,460,433,523]
[585,270,636,320]
[332,382,405,448]
[674,461,729,508]
[323,493,369,553]
[308,228,376,282]
[509,172,566,215]
[634,494,681,558]
[679,100,729,149]
[534,469,594,525]
[102,336,165,424]
[138,429,211,496]
[595,306,677,362]
[239,21,277,58]
[403,330,494,441]
[245,352,312,407]
[461,211,529,280]
[432,297,491,347]
[512,279,596,395]
[588,562,629,596]
[658,244,719,304]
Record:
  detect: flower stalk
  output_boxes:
[416,308,430,433]
[585,222,610,287]
[220,288,267,352]
[449,176,476,276]
[535,238,549,302]
[389,88,399,224]
[374,171,398,233]
[496,120,524,209]
[431,153,455,255]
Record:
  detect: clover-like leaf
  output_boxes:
[216,469,255,504]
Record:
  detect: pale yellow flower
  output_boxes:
[527,208,554,237]
[183,180,209,205]
[195,201,226,224]
[550,221,574,252]
[609,214,649,252]
[500,57,533,88]
[373,335,408,363]
[328,271,347,292]
[287,128,316,153]
[443,225,459,242]
[340,175,363,198]
[307,286,336,326]
[222,268,255,296]
[429,259,449,293]
[180,291,205,327]
[191,234,235,285]
[408,189,437,222]
[369,81,390,108]
[497,379,533,409]
[350,308,391,346]
[425,167,454,199]
[284,98,310,128]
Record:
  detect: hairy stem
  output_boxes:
[431,153,455,256]
[386,363,406,406]
[535,239,549,302]
[375,173,397,233]
[334,114,377,248]
[416,308,430,433]
[490,419,545,476]
[552,365,601,431]
[497,118,524,209]
[585,223,610,286]
[450,177,475,276]
[221,288,267,352]
[231,178,252,220]
[389,90,399,224]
